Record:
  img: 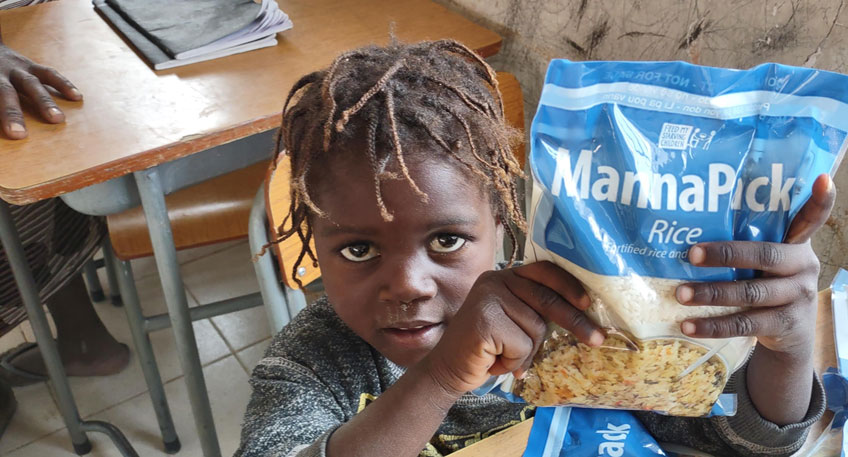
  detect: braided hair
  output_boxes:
[272,39,526,287]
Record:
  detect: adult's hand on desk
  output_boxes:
[0,40,82,139]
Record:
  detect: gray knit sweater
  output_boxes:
[235,298,825,457]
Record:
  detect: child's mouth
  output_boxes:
[382,322,443,348]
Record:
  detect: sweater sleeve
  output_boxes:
[636,363,826,457]
[235,356,345,457]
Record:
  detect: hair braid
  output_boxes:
[266,39,526,287]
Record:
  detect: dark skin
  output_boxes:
[676,173,835,424]
[0,24,82,140]
[311,150,833,457]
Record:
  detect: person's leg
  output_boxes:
[3,275,129,382]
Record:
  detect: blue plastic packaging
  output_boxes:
[491,60,847,417]
[523,407,667,457]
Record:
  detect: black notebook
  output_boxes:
[94,0,293,70]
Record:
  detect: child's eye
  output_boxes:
[340,243,379,262]
[429,234,466,253]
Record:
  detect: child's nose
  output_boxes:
[377,253,438,305]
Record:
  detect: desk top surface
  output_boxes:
[0,0,501,204]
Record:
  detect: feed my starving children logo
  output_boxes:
[658,122,715,151]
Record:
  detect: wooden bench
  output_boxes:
[108,72,526,273]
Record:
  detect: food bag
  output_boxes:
[486,60,848,416]
[523,407,666,457]
[802,269,848,457]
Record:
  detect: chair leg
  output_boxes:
[111,254,181,454]
[283,285,307,322]
[81,259,105,303]
[248,187,292,334]
[101,239,123,307]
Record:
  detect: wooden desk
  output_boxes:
[453,289,839,457]
[0,0,501,204]
[0,2,500,456]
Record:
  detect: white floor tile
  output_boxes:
[7,356,251,457]
[209,307,271,353]
[235,338,271,374]
[180,242,269,351]
[181,241,258,305]
[0,382,65,454]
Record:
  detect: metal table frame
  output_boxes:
[0,130,275,456]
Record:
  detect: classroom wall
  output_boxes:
[438,0,848,288]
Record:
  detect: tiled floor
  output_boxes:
[0,239,275,456]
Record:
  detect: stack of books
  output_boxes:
[94,0,293,70]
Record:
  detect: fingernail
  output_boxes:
[579,294,591,309]
[517,370,528,380]
[689,246,705,265]
[589,331,605,346]
[681,321,696,335]
[9,123,25,134]
[70,87,82,98]
[825,176,833,193]
[48,107,62,117]
[676,285,694,304]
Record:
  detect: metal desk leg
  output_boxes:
[81,259,105,303]
[0,201,138,457]
[107,240,181,454]
[102,240,123,307]
[134,168,221,457]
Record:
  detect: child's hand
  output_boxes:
[423,261,603,396]
[675,174,836,357]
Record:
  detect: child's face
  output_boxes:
[310,152,500,367]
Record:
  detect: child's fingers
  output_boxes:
[784,174,836,244]
[687,241,814,276]
[675,276,813,308]
[680,305,795,339]
[511,261,591,310]
[497,287,548,358]
[502,271,603,347]
[486,318,534,377]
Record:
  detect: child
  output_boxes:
[236,40,832,457]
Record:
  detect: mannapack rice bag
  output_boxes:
[481,60,848,417]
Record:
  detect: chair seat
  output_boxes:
[107,160,270,260]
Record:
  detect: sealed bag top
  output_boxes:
[529,60,847,283]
